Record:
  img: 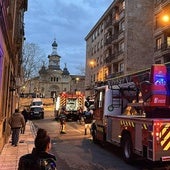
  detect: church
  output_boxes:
[23,39,85,98]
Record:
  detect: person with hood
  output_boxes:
[18,128,57,170]
[8,109,25,146]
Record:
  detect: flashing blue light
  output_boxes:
[154,75,166,86]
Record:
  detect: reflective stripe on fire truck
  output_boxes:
[78,96,83,107]
[160,124,170,151]
[120,120,135,127]
[142,123,147,130]
[60,97,66,106]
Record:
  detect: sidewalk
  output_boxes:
[0,121,36,170]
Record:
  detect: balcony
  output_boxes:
[104,54,117,64]
[104,36,112,45]
[104,34,119,46]
[104,19,112,29]
[161,42,170,51]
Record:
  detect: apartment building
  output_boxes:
[0,0,27,151]
[154,0,170,64]
[85,0,170,96]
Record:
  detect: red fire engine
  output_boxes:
[91,64,170,163]
[55,92,85,121]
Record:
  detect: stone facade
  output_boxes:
[153,0,170,63]
[0,0,27,152]
[85,0,170,96]
[23,40,85,98]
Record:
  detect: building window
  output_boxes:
[119,63,124,72]
[155,60,161,64]
[101,39,103,47]
[119,20,125,31]
[101,23,104,32]
[119,41,124,52]
[156,37,162,50]
[120,0,125,11]
[167,37,170,47]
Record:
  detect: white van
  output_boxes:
[31,98,43,108]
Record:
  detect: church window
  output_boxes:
[51,77,53,81]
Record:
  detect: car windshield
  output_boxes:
[31,107,42,111]
[32,101,42,106]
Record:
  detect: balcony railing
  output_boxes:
[104,34,119,46]
[104,54,118,64]
[161,43,170,51]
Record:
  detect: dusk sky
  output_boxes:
[24,0,113,75]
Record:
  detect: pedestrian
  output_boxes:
[21,108,28,134]
[59,106,67,134]
[8,109,25,146]
[18,128,57,170]
[85,96,91,110]
[77,107,84,124]
[84,108,93,135]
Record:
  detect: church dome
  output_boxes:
[52,39,58,47]
[62,64,70,75]
[39,65,47,74]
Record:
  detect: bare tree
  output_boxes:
[22,42,45,82]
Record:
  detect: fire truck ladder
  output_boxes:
[111,88,121,109]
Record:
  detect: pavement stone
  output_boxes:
[0,121,35,170]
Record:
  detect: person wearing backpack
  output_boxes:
[18,128,57,170]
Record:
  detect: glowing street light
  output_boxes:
[89,60,95,68]
[162,14,170,23]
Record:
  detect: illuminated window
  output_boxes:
[156,38,162,50]
[167,37,170,47]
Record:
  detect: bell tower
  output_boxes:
[48,39,61,70]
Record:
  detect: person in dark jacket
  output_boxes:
[18,128,57,170]
[21,108,28,134]
[8,109,25,146]
[59,107,67,134]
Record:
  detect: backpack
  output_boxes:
[18,153,57,170]
[84,111,93,124]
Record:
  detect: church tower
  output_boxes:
[48,39,61,70]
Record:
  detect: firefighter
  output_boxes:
[84,108,93,135]
[59,107,67,134]
[85,96,91,110]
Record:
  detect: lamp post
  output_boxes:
[75,77,80,94]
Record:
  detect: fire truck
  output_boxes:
[55,92,85,121]
[91,64,170,163]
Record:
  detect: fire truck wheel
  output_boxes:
[122,134,133,163]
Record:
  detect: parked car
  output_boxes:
[31,98,43,108]
[29,106,44,119]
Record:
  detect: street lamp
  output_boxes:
[89,60,95,68]
[162,14,170,23]
[75,77,80,94]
